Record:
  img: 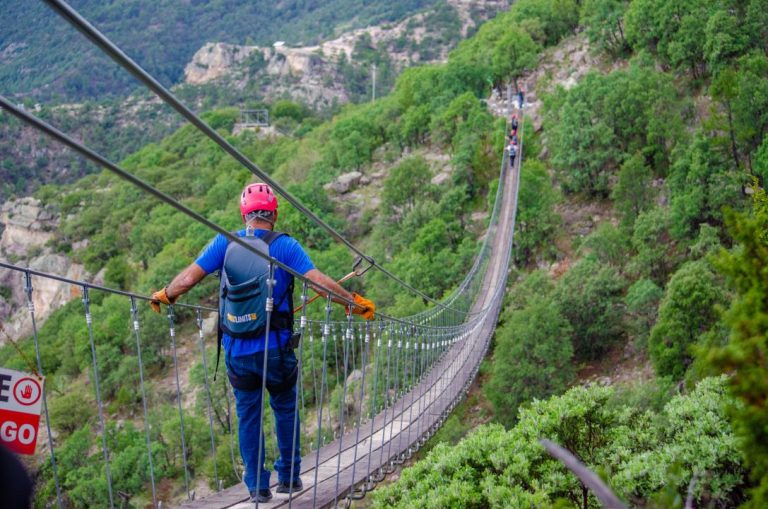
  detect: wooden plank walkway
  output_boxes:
[175,157,519,509]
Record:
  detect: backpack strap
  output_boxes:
[214,323,223,381]
[261,230,285,245]
[261,231,295,340]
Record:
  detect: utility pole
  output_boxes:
[372,63,377,102]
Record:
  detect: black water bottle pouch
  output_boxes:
[290,332,302,350]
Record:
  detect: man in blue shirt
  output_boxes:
[150,183,375,502]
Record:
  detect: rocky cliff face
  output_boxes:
[0,197,87,343]
[184,0,509,107]
[185,42,350,107]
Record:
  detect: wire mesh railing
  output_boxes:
[0,112,522,507]
[0,3,524,506]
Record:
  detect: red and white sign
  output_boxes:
[0,368,44,455]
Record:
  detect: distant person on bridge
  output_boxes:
[507,142,517,167]
[510,114,519,133]
[150,183,376,503]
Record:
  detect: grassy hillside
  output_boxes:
[1,0,438,100]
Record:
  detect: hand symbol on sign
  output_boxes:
[21,384,33,400]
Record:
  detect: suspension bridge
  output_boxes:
[0,1,522,508]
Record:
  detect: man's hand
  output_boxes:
[150,287,176,314]
[350,293,375,321]
[150,263,207,313]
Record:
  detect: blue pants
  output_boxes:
[225,348,301,491]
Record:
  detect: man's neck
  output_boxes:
[246,221,273,231]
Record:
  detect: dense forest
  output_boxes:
[0,0,439,100]
[372,0,768,507]
[1,0,767,507]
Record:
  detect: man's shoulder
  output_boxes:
[270,232,302,251]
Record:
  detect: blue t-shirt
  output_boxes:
[195,229,315,357]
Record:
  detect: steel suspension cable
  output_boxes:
[195,309,220,491]
[23,272,63,509]
[348,322,369,501]
[39,0,478,314]
[254,262,275,508]
[311,295,332,508]
[129,296,158,508]
[166,305,192,500]
[81,287,115,509]
[288,281,310,508]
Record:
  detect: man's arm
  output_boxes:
[303,268,354,305]
[303,268,376,320]
[150,262,207,313]
[166,263,207,300]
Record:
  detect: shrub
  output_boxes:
[649,260,725,379]
[486,297,574,426]
[553,256,625,360]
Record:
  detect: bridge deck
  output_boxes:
[175,158,519,509]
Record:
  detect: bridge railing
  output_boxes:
[0,258,484,506]
[0,3,524,506]
[0,114,519,508]
[0,111,522,509]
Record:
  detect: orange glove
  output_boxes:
[350,292,375,321]
[150,287,176,314]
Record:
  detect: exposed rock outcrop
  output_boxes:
[0,197,57,257]
[324,171,363,194]
[0,197,87,344]
[184,1,510,108]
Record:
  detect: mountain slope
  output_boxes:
[1,0,439,100]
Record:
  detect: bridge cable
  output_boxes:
[166,305,193,500]
[40,0,477,315]
[23,272,63,509]
[129,296,159,508]
[195,309,221,491]
[82,287,115,509]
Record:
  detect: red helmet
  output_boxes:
[240,183,278,217]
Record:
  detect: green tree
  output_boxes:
[553,256,625,360]
[514,159,561,264]
[649,260,725,379]
[580,0,630,57]
[510,0,580,46]
[629,206,677,283]
[668,133,745,240]
[487,297,574,426]
[548,95,618,195]
[374,377,743,509]
[624,278,663,347]
[578,222,631,269]
[611,152,655,230]
[625,0,710,78]
[756,136,768,186]
[612,376,747,507]
[382,156,433,216]
[707,185,768,506]
[704,8,749,73]
[490,27,540,88]
[730,53,768,168]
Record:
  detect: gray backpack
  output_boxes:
[218,230,293,338]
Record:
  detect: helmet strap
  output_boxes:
[245,210,276,228]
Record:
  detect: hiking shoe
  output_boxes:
[250,489,272,503]
[276,478,303,493]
